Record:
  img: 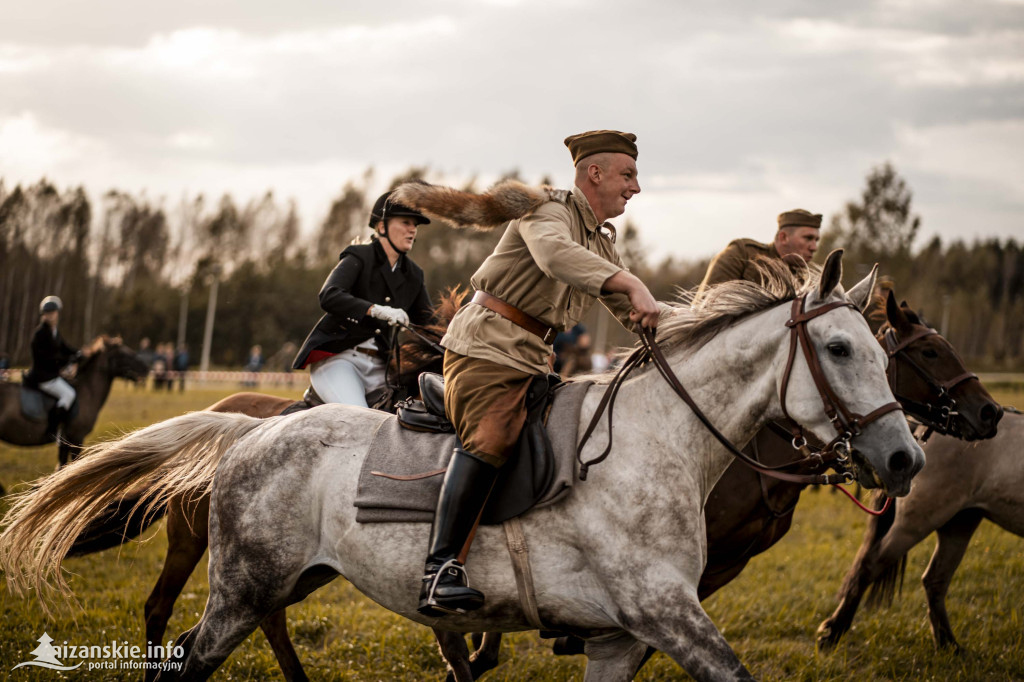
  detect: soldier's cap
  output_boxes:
[777,209,822,230]
[564,130,638,165]
[369,190,430,228]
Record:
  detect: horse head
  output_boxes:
[79,337,150,384]
[776,250,925,496]
[879,290,1002,441]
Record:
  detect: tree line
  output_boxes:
[1,164,1021,371]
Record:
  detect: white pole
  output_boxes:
[200,269,220,373]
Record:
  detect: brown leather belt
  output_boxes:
[355,346,379,358]
[471,290,557,344]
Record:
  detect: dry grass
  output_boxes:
[0,382,1021,680]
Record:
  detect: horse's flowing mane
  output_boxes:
[584,258,819,384]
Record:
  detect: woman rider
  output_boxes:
[24,296,80,437]
[292,190,433,407]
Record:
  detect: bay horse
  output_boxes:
[438,289,1004,681]
[0,252,926,681]
[816,408,1022,651]
[0,336,149,466]
[60,292,457,682]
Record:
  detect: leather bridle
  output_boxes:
[881,325,977,439]
[577,293,903,486]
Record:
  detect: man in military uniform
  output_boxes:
[418,130,662,616]
[695,208,822,298]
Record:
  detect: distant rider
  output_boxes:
[24,296,79,438]
[292,191,434,407]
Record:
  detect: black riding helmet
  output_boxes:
[368,191,430,228]
[369,190,429,257]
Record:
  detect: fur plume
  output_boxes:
[392,180,568,230]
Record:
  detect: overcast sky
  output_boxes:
[1,0,1022,261]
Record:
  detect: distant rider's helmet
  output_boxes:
[39,295,64,314]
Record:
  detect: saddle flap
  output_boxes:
[418,372,446,417]
[20,386,52,423]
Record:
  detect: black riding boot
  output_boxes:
[46,407,68,441]
[418,447,499,616]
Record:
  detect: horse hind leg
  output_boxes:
[144,498,210,680]
[154,590,271,681]
[922,508,984,650]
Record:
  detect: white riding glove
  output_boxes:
[368,305,410,327]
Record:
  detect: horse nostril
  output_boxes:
[980,403,1002,427]
[888,450,912,474]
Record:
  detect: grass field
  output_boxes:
[1,382,1022,681]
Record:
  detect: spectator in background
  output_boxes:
[243,344,264,387]
[0,352,10,381]
[173,343,189,392]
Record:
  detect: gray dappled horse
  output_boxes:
[0,252,925,681]
[817,409,1022,651]
[0,337,149,466]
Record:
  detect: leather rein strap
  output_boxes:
[577,294,900,485]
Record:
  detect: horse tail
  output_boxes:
[855,490,906,609]
[0,411,264,608]
[64,495,168,558]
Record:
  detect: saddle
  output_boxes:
[394,372,561,524]
[19,385,79,424]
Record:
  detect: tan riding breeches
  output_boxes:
[442,350,535,468]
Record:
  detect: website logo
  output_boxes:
[11,633,82,671]
[11,631,184,674]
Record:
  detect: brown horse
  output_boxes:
[65,292,460,682]
[0,337,149,467]
[816,408,1022,652]
[439,290,1003,682]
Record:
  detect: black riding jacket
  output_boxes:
[292,240,433,370]
[25,322,78,385]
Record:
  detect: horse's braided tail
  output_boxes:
[854,490,907,609]
[0,411,265,610]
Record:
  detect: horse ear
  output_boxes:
[886,289,914,335]
[816,249,844,301]
[846,263,878,312]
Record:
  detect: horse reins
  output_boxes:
[882,326,977,440]
[577,294,902,490]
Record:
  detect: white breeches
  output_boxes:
[38,377,77,409]
[309,347,387,408]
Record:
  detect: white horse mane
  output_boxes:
[582,258,821,384]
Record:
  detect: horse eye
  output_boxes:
[922,348,938,359]
[827,343,849,358]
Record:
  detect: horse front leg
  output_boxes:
[259,609,308,681]
[817,515,934,651]
[582,630,650,682]
[922,509,984,650]
[621,593,753,682]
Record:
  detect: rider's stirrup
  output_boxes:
[421,559,473,615]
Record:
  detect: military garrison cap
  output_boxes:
[777,209,822,230]
[564,130,638,164]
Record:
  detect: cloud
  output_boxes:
[0,1,1021,261]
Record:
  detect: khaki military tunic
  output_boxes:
[441,187,642,463]
[696,238,784,299]
[442,187,636,375]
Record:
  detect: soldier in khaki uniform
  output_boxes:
[418,130,662,616]
[695,209,822,298]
